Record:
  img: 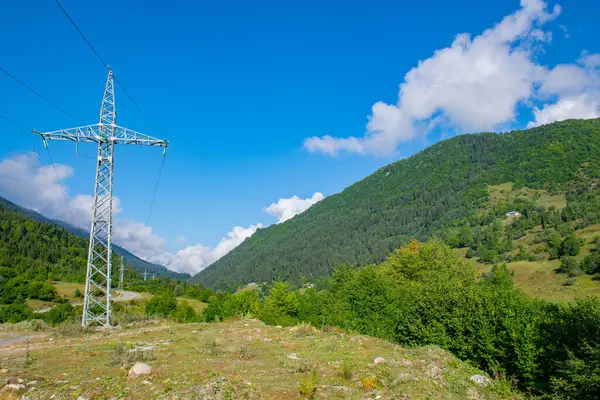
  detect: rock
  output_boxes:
[26,381,38,386]
[3,383,25,391]
[142,380,152,385]
[0,368,7,373]
[470,374,491,387]
[374,357,385,364]
[287,353,299,360]
[76,396,89,400]
[128,362,152,377]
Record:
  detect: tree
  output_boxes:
[560,235,582,257]
[73,288,82,298]
[146,293,177,317]
[558,256,580,277]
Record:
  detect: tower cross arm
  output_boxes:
[33,124,168,148]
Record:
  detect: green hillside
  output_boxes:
[193,118,600,290]
[0,196,190,281]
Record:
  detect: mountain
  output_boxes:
[192,118,600,290]
[0,196,189,280]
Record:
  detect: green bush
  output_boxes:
[169,301,197,323]
[145,293,177,317]
[44,303,76,326]
[0,303,33,323]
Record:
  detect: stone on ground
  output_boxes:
[128,362,152,377]
[470,374,491,387]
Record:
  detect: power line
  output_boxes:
[0,112,31,131]
[53,0,159,134]
[0,66,82,124]
[45,146,75,223]
[147,156,166,225]
[53,0,108,70]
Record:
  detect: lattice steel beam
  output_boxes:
[33,69,168,327]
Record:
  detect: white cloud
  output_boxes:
[305,0,600,156]
[156,224,263,275]
[265,192,324,223]
[528,95,600,127]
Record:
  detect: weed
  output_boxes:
[298,369,317,399]
[54,322,91,337]
[23,341,36,369]
[202,338,222,356]
[340,360,354,381]
[0,319,49,332]
[234,345,253,360]
[359,375,378,392]
[294,322,318,337]
[107,342,155,367]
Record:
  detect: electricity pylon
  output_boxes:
[119,256,124,290]
[33,69,168,327]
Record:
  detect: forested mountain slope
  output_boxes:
[193,118,600,290]
[0,196,189,280]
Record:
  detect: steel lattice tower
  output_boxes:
[119,256,125,290]
[34,69,168,327]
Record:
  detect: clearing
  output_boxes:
[0,319,514,399]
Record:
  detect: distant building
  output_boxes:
[506,211,521,217]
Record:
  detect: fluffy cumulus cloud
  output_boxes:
[264,192,324,223]
[305,0,599,156]
[156,224,263,274]
[0,153,323,275]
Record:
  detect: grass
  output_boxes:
[176,297,207,313]
[487,182,567,210]
[25,299,55,312]
[52,281,85,300]
[0,319,519,399]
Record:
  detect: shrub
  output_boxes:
[581,253,600,274]
[559,235,581,257]
[45,303,76,326]
[298,369,317,399]
[146,293,177,317]
[558,256,579,275]
[0,303,33,323]
[169,301,197,323]
[73,288,82,298]
[340,360,353,381]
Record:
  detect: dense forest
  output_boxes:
[0,196,189,280]
[194,118,600,290]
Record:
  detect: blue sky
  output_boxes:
[1,0,599,273]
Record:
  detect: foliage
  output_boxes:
[169,301,197,323]
[44,303,76,326]
[0,303,33,323]
[145,293,177,317]
[298,369,317,399]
